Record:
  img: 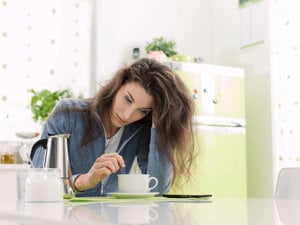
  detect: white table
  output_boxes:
[0,197,298,225]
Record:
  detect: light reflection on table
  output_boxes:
[0,198,299,225]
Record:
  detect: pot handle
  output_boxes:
[30,139,48,160]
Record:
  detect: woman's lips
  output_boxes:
[117,114,127,125]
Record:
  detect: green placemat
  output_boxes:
[67,196,212,204]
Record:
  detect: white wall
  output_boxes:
[95,0,213,85]
[0,1,93,139]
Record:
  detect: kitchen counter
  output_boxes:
[0,197,298,225]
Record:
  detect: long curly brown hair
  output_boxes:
[83,58,196,186]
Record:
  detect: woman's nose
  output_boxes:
[123,107,135,120]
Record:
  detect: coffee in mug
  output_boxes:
[118,174,158,193]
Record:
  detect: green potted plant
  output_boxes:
[145,36,178,58]
[29,89,72,125]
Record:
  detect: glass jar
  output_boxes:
[25,168,63,202]
[0,141,15,164]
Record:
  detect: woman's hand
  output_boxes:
[74,152,125,191]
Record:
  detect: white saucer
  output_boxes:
[109,192,159,199]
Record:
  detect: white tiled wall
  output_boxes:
[0,0,93,139]
[272,0,300,170]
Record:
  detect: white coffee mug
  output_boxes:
[118,174,158,193]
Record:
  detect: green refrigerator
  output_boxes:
[165,61,247,197]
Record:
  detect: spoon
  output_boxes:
[120,167,126,174]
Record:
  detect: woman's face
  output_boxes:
[111,82,153,128]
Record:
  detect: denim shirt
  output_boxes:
[32,98,173,196]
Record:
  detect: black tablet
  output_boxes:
[162,194,212,198]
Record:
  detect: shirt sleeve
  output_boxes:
[137,128,173,195]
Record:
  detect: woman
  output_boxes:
[32,58,195,196]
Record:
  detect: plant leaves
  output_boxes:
[29,89,73,124]
[145,36,177,57]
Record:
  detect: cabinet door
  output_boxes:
[170,126,247,198]
[175,63,245,119]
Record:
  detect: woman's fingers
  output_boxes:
[104,152,125,167]
[74,153,125,191]
[88,166,112,183]
[93,160,119,173]
[97,152,125,169]
[89,153,125,180]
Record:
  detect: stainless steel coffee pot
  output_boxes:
[31,134,74,197]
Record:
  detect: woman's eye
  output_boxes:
[139,109,149,115]
[125,95,132,103]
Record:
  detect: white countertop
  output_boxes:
[0,197,297,225]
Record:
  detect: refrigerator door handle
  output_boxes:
[193,116,245,128]
[196,121,243,127]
